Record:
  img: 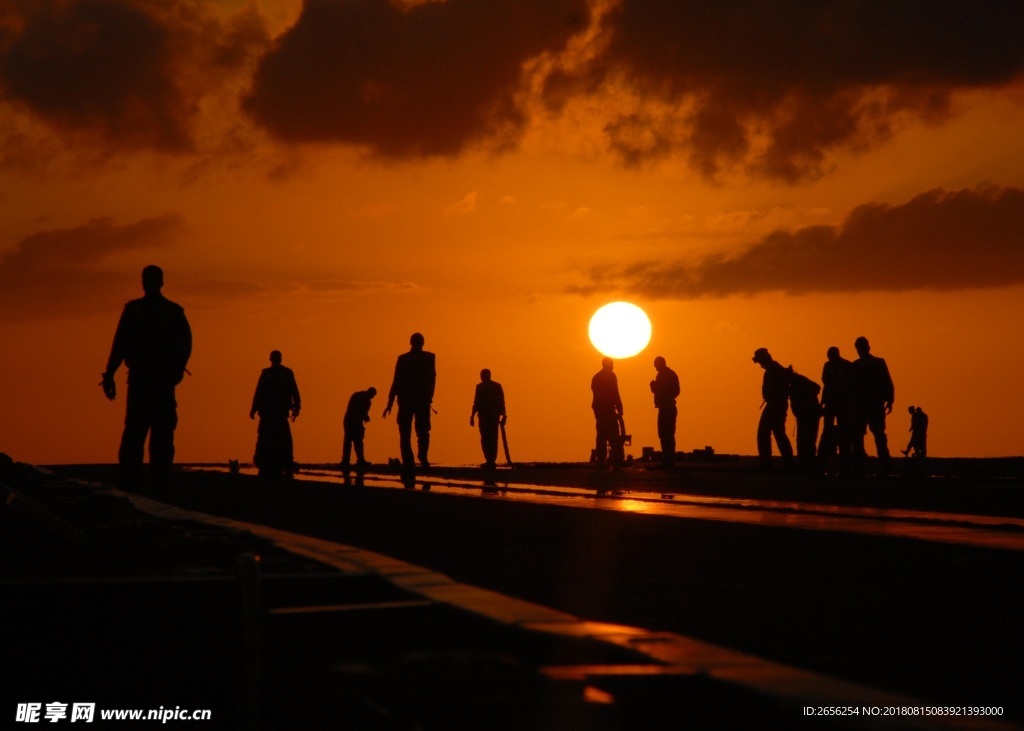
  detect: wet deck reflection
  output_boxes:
[195,466,1024,552]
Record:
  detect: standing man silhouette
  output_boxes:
[817,346,854,476]
[591,357,624,468]
[752,348,794,469]
[470,369,506,471]
[650,356,680,468]
[384,332,436,485]
[850,336,895,477]
[101,265,192,493]
[250,350,301,478]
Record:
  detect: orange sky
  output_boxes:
[2,0,1023,465]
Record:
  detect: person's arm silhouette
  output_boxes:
[384,356,401,418]
[101,306,132,401]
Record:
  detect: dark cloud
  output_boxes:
[4,1,1022,175]
[577,186,1024,298]
[242,0,589,156]
[0,0,269,153]
[0,214,185,319]
[564,0,1024,180]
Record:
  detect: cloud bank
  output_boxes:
[578,186,1024,298]
[0,214,185,319]
[242,0,589,156]
[0,0,268,152]
[3,1,1023,179]
[561,0,1024,179]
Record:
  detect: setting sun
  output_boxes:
[588,302,652,359]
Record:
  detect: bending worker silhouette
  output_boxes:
[650,356,680,468]
[341,387,376,479]
[788,366,822,475]
[101,265,192,493]
[384,333,436,483]
[250,350,301,477]
[902,405,928,458]
[752,348,794,469]
[591,357,625,467]
[470,369,507,470]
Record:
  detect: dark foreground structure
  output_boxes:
[3,454,1023,729]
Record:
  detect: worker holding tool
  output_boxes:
[470,369,507,471]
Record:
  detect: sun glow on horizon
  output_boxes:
[588,302,652,358]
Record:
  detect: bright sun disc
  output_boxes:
[589,302,652,358]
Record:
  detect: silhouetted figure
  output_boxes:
[788,366,822,475]
[342,387,377,481]
[250,350,301,478]
[650,356,681,467]
[470,369,506,470]
[817,346,855,476]
[591,357,625,467]
[902,405,928,458]
[383,333,436,484]
[101,265,192,493]
[850,336,894,477]
[752,348,794,469]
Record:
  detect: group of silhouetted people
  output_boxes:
[588,355,681,470]
[247,333,510,485]
[752,337,924,478]
[245,332,443,484]
[99,269,489,490]
[247,351,379,480]
[103,267,927,492]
